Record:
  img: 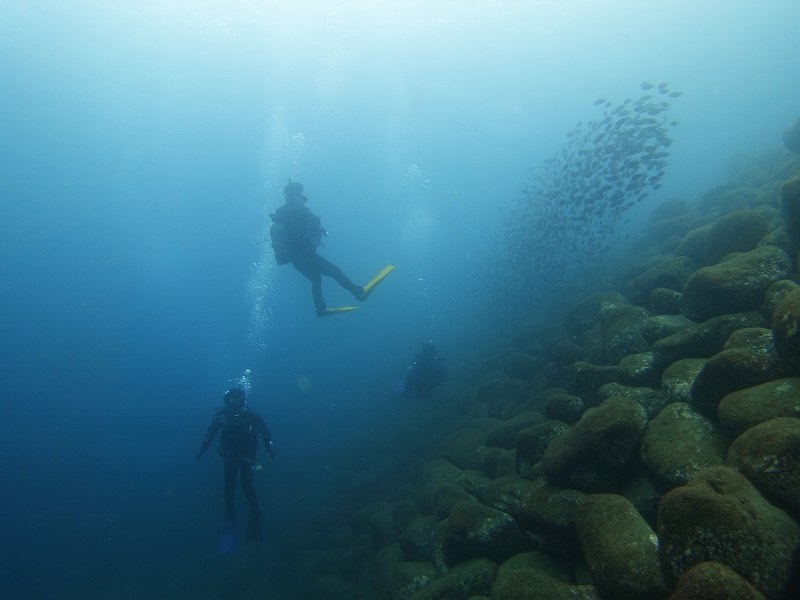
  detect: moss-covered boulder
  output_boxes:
[641,403,727,489]
[489,566,597,600]
[444,429,489,471]
[576,493,666,599]
[617,351,662,387]
[764,279,799,322]
[661,358,707,404]
[430,483,476,520]
[543,394,584,424]
[441,501,529,566]
[515,421,570,478]
[486,412,545,450]
[632,255,698,308]
[680,246,792,322]
[691,328,786,417]
[565,291,627,336]
[652,312,767,365]
[669,561,766,600]
[541,397,648,492]
[642,314,695,344]
[771,287,800,374]
[565,361,620,401]
[703,210,769,265]
[657,466,800,599]
[783,118,800,154]
[728,417,800,519]
[718,378,800,437]
[400,516,441,563]
[675,223,713,266]
[650,287,683,315]
[597,382,668,418]
[514,476,586,537]
[375,544,438,600]
[601,303,652,364]
[781,174,800,242]
[406,558,496,600]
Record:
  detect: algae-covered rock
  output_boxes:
[781,174,800,241]
[783,118,800,154]
[703,209,769,265]
[515,421,570,478]
[631,255,697,308]
[543,394,584,424]
[576,493,666,600]
[652,312,767,365]
[718,378,800,437]
[441,501,529,566]
[400,516,441,563]
[728,417,800,519]
[669,561,766,600]
[601,303,652,364]
[407,558,496,600]
[495,551,573,584]
[650,287,683,315]
[515,476,586,536]
[661,358,707,404]
[566,361,620,401]
[541,397,648,492]
[489,566,597,600]
[675,223,713,266]
[596,382,668,418]
[657,466,800,599]
[444,429,489,471]
[680,246,792,322]
[486,412,545,450]
[375,544,438,600]
[641,403,727,489]
[691,328,786,417]
[430,483,476,520]
[617,351,662,387]
[641,314,695,344]
[771,287,800,374]
[764,279,799,319]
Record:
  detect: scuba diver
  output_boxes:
[403,341,447,399]
[197,386,274,547]
[270,180,369,317]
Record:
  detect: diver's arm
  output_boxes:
[197,413,222,458]
[253,414,274,458]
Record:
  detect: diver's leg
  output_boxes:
[223,459,238,521]
[292,255,327,314]
[315,254,364,299]
[240,463,262,541]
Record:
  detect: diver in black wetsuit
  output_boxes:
[197,387,274,541]
[269,180,367,317]
[403,342,447,399]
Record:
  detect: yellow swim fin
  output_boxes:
[361,264,395,299]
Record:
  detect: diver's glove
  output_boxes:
[267,441,275,459]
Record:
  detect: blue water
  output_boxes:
[1,2,799,597]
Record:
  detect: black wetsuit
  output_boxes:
[271,200,363,315]
[198,406,272,539]
[404,349,447,399]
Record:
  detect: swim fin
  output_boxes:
[361,264,395,300]
[218,519,237,556]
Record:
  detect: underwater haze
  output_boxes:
[1,1,799,597]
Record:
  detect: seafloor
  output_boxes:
[221,123,800,599]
